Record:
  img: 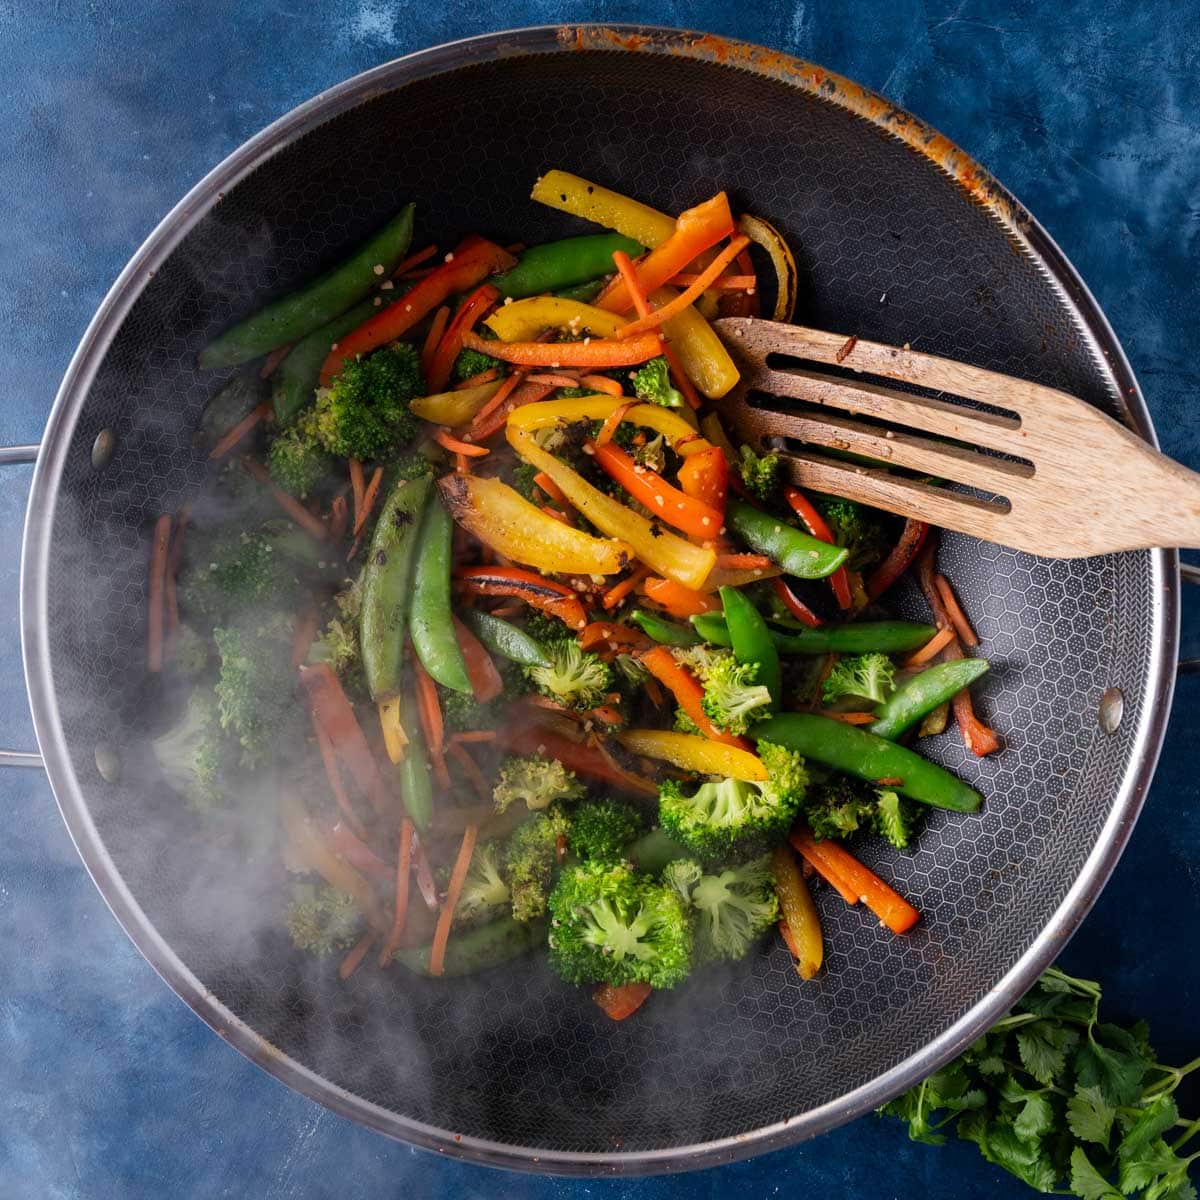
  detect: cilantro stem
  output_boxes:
[1171,1116,1200,1151]
[1143,1055,1200,1100]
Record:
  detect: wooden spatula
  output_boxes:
[714,317,1200,557]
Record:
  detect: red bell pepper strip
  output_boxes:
[460,329,661,369]
[866,517,930,601]
[426,283,500,394]
[640,646,753,751]
[594,981,652,1020]
[676,445,728,514]
[784,486,852,611]
[504,723,657,795]
[591,442,724,539]
[772,577,823,629]
[320,237,516,384]
[456,566,588,631]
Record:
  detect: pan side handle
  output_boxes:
[1,444,44,769]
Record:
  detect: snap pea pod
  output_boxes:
[725,499,848,579]
[870,658,990,740]
[361,475,433,701]
[719,585,781,711]
[630,609,700,646]
[554,278,608,304]
[691,613,937,655]
[755,712,982,812]
[491,233,643,299]
[628,828,691,874]
[461,609,550,667]
[393,917,546,977]
[199,203,415,369]
[271,297,376,426]
[410,499,472,693]
[397,686,434,831]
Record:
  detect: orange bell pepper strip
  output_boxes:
[641,576,720,618]
[320,237,516,383]
[594,981,652,1021]
[784,486,852,611]
[596,193,735,315]
[455,566,588,631]
[459,328,661,370]
[452,616,503,703]
[676,446,728,514]
[425,282,499,394]
[640,646,753,751]
[591,442,724,539]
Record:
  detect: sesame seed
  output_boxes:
[810,550,819,558]
[330,342,338,351]
[753,569,763,576]
[405,304,412,312]
[373,297,382,306]
[774,525,782,533]
[504,296,514,305]
[719,527,726,535]
[654,495,665,507]
[582,443,594,456]
[701,516,711,526]
[372,263,384,275]
[444,252,455,262]
[380,280,394,291]
[583,337,591,346]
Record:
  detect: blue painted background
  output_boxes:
[1,3,1197,1197]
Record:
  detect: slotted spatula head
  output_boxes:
[715,317,1200,557]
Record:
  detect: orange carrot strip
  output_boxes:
[428,823,479,977]
[291,604,321,669]
[460,329,661,369]
[824,711,878,725]
[433,428,490,457]
[617,236,750,338]
[784,486,853,611]
[593,981,652,1021]
[539,505,570,525]
[715,553,771,570]
[602,564,652,611]
[412,657,450,788]
[595,401,635,448]
[146,514,172,672]
[354,466,385,537]
[447,730,497,744]
[591,441,723,538]
[242,457,329,541]
[666,273,757,290]
[902,625,956,668]
[532,472,570,508]
[453,367,500,390]
[328,493,350,543]
[378,818,414,967]
[642,576,721,618]
[790,829,920,934]
[259,342,293,379]
[421,305,451,378]
[640,645,752,750]
[209,401,270,461]
[390,243,438,277]
[349,458,365,530]
[446,741,491,803]
[452,616,504,702]
[587,705,625,726]
[313,718,367,840]
[525,372,583,389]
[339,931,376,980]
[934,574,980,648]
[579,373,624,397]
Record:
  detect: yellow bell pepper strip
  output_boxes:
[484,295,628,342]
[617,729,767,782]
[595,193,735,314]
[699,411,739,463]
[377,698,409,765]
[591,442,724,539]
[769,845,823,980]
[461,329,660,370]
[640,646,752,751]
[506,393,711,457]
[409,379,502,427]
[437,473,632,575]
[650,289,739,401]
[506,424,716,589]
[531,170,679,248]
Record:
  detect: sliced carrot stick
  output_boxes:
[313,718,367,840]
[532,471,571,508]
[790,829,920,934]
[447,730,497,744]
[540,504,571,525]
[390,243,438,277]
[354,466,384,538]
[146,514,172,673]
[412,657,449,788]
[602,564,652,611]
[934,574,979,648]
[421,305,451,379]
[452,616,503,702]
[593,981,652,1021]
[209,400,270,461]
[428,823,479,977]
[433,428,490,457]
[715,553,771,570]
[617,236,750,338]
[259,342,293,379]
[348,458,365,530]
[453,367,500,390]
[645,677,664,707]
[823,711,878,725]
[525,372,583,389]
[903,625,956,668]
[595,400,635,448]
[328,493,350,543]
[446,741,491,803]
[666,273,757,290]
[579,373,623,397]
[378,818,414,967]
[339,930,376,980]
[291,604,321,669]
[241,457,328,541]
[640,645,752,750]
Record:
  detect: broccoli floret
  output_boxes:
[521,610,575,648]
[699,654,772,735]
[821,652,896,706]
[213,613,299,769]
[439,661,529,732]
[173,623,212,680]
[547,860,692,988]
[151,686,228,810]
[802,769,922,851]
[633,432,667,473]
[737,445,780,502]
[268,410,333,498]
[673,707,703,735]
[454,841,511,928]
[658,740,808,863]
[630,356,683,408]
[308,575,363,681]
[568,798,644,863]
[285,881,361,957]
[528,641,613,712]
[664,857,779,964]
[504,805,572,921]
[314,342,423,460]
[493,755,585,814]
[389,449,435,481]
[511,461,541,502]
[451,346,503,383]
[812,495,889,572]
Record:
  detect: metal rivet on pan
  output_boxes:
[91,429,116,470]
[1098,687,1124,735]
[95,741,121,783]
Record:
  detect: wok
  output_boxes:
[1,25,1187,1175]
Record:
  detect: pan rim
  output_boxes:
[18,23,1179,1176]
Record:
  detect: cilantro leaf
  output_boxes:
[1119,1094,1179,1161]
[1070,1146,1123,1199]
[1067,1084,1116,1146]
[1118,1138,1186,1194]
[1014,1093,1056,1140]
[1017,1020,1077,1086]
[985,1125,1058,1192]
[1076,1024,1152,1106]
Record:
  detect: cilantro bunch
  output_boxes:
[881,967,1199,1198]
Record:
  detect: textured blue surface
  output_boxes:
[1,2,1198,1197]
